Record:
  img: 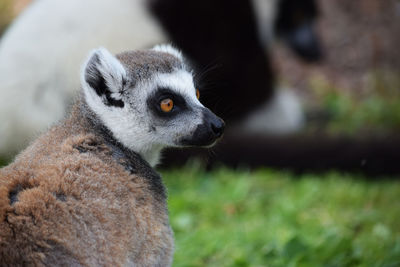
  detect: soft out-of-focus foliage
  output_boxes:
[0,0,12,35]
[0,158,7,168]
[273,0,400,137]
[307,71,400,135]
[163,164,400,266]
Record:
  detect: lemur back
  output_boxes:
[0,45,224,266]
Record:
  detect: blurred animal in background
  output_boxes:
[0,0,164,156]
[272,0,321,61]
[0,45,224,265]
[0,0,321,157]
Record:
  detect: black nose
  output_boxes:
[211,119,225,138]
[179,108,225,147]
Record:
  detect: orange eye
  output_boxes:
[160,98,174,112]
[196,89,200,99]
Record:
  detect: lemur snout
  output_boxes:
[202,107,225,140]
[210,116,225,138]
[180,108,224,147]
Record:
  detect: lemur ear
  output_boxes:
[152,44,183,60]
[82,47,126,108]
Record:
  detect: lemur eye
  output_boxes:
[196,89,200,99]
[160,98,174,112]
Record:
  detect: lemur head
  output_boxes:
[81,45,224,166]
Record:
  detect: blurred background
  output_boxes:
[0,0,399,266]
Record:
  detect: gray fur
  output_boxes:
[116,50,186,85]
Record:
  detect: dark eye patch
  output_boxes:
[147,87,189,118]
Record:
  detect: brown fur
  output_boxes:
[0,102,173,266]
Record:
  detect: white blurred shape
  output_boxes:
[239,89,304,135]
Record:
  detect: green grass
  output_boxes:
[163,164,400,267]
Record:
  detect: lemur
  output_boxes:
[0,45,224,266]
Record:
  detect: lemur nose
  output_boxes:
[211,119,225,138]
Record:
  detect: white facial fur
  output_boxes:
[81,46,205,166]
